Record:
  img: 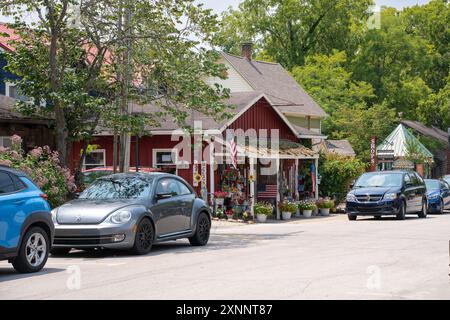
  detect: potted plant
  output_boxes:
[316,199,334,216]
[214,191,228,206]
[215,208,225,219]
[254,202,273,223]
[278,200,297,220]
[225,209,234,220]
[298,200,317,218]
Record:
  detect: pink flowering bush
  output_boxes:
[0,135,76,207]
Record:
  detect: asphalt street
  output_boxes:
[1,213,450,299]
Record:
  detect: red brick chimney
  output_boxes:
[241,42,253,60]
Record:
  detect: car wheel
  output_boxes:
[12,226,49,273]
[347,214,357,221]
[50,248,71,256]
[396,201,406,220]
[130,218,154,255]
[189,212,211,246]
[418,200,427,218]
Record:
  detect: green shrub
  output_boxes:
[254,202,273,216]
[278,200,297,213]
[298,200,317,211]
[0,135,76,208]
[319,153,365,202]
[316,199,334,209]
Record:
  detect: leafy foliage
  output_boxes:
[0,135,76,207]
[319,153,366,202]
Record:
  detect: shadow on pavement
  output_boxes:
[0,267,64,282]
[46,230,304,260]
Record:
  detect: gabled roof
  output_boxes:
[377,124,433,159]
[221,52,327,118]
[312,139,355,157]
[400,119,448,143]
[0,23,18,52]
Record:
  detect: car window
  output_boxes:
[0,171,16,194]
[410,173,420,186]
[441,181,449,190]
[10,174,26,191]
[414,173,424,186]
[404,174,412,187]
[177,180,192,195]
[156,178,180,196]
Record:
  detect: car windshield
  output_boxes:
[355,173,403,188]
[425,180,440,191]
[82,171,112,185]
[79,176,153,200]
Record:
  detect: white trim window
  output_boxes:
[5,82,29,102]
[153,149,177,167]
[0,136,12,148]
[83,149,106,170]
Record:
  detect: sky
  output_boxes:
[0,0,432,24]
[203,0,431,13]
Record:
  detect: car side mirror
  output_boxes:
[155,193,172,201]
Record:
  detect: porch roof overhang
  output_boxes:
[235,138,318,160]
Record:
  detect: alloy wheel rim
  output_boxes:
[138,222,153,249]
[26,233,46,267]
[198,217,210,242]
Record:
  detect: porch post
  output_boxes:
[276,157,281,220]
[209,143,215,207]
[249,157,256,219]
[295,158,299,200]
[314,157,319,199]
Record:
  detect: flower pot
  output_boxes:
[226,214,234,220]
[320,208,330,216]
[215,198,224,206]
[303,210,312,218]
[282,211,292,220]
[256,214,267,223]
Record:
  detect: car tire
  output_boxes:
[189,212,211,246]
[347,214,357,221]
[12,226,50,273]
[418,200,427,218]
[396,201,406,220]
[50,248,71,256]
[130,218,154,255]
[440,199,444,214]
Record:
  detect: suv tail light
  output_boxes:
[40,193,49,200]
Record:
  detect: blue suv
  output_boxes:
[0,166,54,273]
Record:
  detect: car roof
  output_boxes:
[0,165,28,177]
[98,172,167,180]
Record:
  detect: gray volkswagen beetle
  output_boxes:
[50,172,211,255]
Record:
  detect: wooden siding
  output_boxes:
[226,98,298,141]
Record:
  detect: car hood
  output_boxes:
[56,199,139,224]
[351,186,400,196]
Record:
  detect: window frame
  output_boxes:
[83,149,106,170]
[152,148,178,174]
[0,136,12,148]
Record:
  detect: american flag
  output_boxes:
[226,130,237,169]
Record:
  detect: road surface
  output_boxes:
[1,213,450,299]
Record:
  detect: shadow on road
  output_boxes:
[46,230,304,261]
[0,267,64,283]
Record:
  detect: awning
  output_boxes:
[237,138,318,159]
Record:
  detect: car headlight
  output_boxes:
[427,194,440,201]
[51,208,58,223]
[346,193,357,202]
[383,193,397,200]
[110,210,132,224]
